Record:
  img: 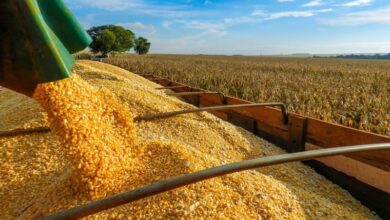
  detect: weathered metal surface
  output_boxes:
[228,112,257,133]
[287,114,307,153]
[306,118,390,171]
[306,144,390,193]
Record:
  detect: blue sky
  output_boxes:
[64,0,390,55]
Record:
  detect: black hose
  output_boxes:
[0,127,50,137]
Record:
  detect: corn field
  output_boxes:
[105,54,390,136]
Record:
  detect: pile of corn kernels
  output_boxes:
[33,74,138,199]
[0,61,378,219]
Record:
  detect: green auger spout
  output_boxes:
[0,0,92,96]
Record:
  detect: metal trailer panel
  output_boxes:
[145,75,390,217]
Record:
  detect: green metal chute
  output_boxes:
[0,0,92,96]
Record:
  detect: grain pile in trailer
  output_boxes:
[0,61,378,219]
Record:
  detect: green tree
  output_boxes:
[87,25,134,57]
[134,37,151,55]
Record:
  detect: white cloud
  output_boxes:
[184,21,227,36]
[341,0,374,7]
[175,7,334,36]
[268,11,314,19]
[251,10,267,16]
[186,21,223,30]
[65,0,205,18]
[162,21,173,28]
[224,17,260,25]
[64,0,140,11]
[120,22,156,35]
[321,7,390,26]
[166,14,264,37]
[251,8,333,20]
[302,0,324,7]
[277,0,295,2]
[165,20,228,36]
[265,9,333,20]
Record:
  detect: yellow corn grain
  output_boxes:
[0,61,378,219]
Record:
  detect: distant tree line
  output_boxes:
[87,25,151,57]
[314,53,390,60]
[335,54,390,60]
